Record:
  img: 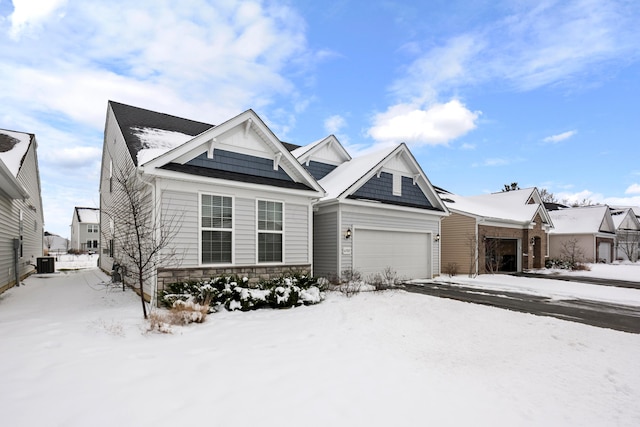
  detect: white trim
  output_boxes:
[255,198,285,265]
[198,192,235,267]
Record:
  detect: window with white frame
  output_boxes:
[258,200,283,263]
[87,224,99,233]
[201,194,232,264]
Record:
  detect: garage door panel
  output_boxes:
[353,229,430,279]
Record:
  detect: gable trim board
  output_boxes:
[140,109,324,195]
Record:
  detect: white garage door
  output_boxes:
[353,229,431,279]
[598,242,611,263]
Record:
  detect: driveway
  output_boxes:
[403,280,640,334]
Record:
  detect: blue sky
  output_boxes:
[1,0,639,238]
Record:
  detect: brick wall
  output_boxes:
[478,217,548,273]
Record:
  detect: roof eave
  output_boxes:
[0,160,29,199]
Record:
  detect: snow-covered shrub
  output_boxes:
[545,258,591,271]
[367,267,402,291]
[159,273,325,312]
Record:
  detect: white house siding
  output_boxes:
[99,108,137,273]
[284,203,309,265]
[235,197,256,265]
[70,213,99,252]
[160,190,199,266]
[1,141,43,293]
[312,209,338,279]
[0,196,21,292]
[338,203,441,279]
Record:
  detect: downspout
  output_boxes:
[13,238,20,287]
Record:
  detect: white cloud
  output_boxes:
[8,0,68,39]
[367,99,480,146]
[390,0,640,101]
[556,189,602,205]
[49,146,102,168]
[625,183,640,194]
[460,143,476,150]
[543,130,577,143]
[0,0,315,237]
[324,115,346,134]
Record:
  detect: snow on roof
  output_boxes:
[133,126,195,165]
[443,188,540,224]
[0,129,31,177]
[548,205,611,234]
[318,145,397,200]
[76,207,99,224]
[291,137,326,159]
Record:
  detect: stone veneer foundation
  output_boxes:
[156,264,312,292]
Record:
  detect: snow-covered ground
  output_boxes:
[427,262,640,307]
[53,253,100,270]
[1,266,639,426]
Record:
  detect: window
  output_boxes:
[201,194,232,264]
[87,224,98,233]
[258,200,283,263]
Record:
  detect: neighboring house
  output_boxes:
[0,129,44,293]
[547,205,616,263]
[609,206,640,262]
[99,101,325,300]
[43,232,69,255]
[294,137,449,280]
[70,207,100,252]
[438,187,554,275]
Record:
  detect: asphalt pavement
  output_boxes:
[403,279,640,334]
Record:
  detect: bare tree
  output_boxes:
[561,198,597,207]
[484,237,502,274]
[616,230,640,262]
[539,188,558,203]
[559,238,585,267]
[44,234,54,255]
[103,163,182,319]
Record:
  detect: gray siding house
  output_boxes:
[0,129,44,294]
[99,101,325,301]
[70,207,100,252]
[294,138,449,280]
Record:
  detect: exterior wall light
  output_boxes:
[434,233,441,242]
[345,228,352,239]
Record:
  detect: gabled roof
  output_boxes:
[137,108,325,195]
[292,135,351,165]
[549,205,615,235]
[74,207,100,224]
[109,101,215,166]
[0,129,32,199]
[610,207,640,231]
[442,187,553,227]
[318,143,448,212]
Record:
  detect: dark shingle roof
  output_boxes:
[109,101,302,163]
[109,101,215,166]
[160,163,313,191]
